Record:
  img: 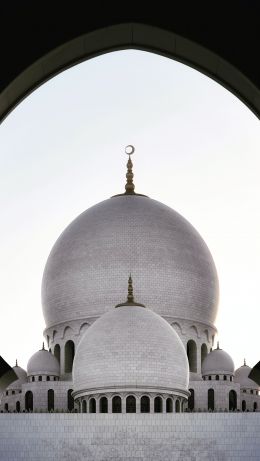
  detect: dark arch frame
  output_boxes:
[126,395,136,413]
[229,390,237,411]
[187,340,197,373]
[1,21,260,124]
[48,389,55,412]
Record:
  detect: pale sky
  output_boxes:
[0,50,259,372]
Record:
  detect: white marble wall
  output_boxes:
[0,413,259,460]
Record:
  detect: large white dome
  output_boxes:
[73,304,189,394]
[42,194,219,329]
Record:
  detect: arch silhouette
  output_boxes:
[1,22,260,123]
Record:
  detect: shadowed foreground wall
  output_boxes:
[0,413,259,460]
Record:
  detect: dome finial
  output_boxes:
[42,342,45,350]
[124,145,135,195]
[127,273,134,303]
[15,359,18,367]
[115,275,145,308]
[244,358,246,366]
[217,341,220,349]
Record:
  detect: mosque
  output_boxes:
[1,146,259,419]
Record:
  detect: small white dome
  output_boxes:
[201,347,234,375]
[27,347,60,377]
[73,303,189,396]
[6,364,27,390]
[234,364,259,390]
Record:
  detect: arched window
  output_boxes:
[229,390,237,411]
[112,396,122,413]
[4,403,8,412]
[89,398,96,413]
[47,376,50,381]
[154,396,163,413]
[208,389,214,411]
[224,375,227,381]
[254,402,257,411]
[242,400,246,412]
[32,376,35,382]
[99,396,108,413]
[126,395,136,413]
[166,398,173,413]
[230,376,232,381]
[216,375,219,381]
[141,396,150,413]
[201,343,208,367]
[25,391,33,412]
[54,344,60,364]
[250,390,254,394]
[64,340,75,373]
[38,376,42,382]
[82,400,87,413]
[48,389,54,412]
[187,340,197,372]
[175,400,180,413]
[188,389,195,411]
[67,389,74,411]
[16,401,20,413]
[208,376,211,380]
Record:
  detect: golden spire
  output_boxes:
[15,359,18,367]
[244,358,246,366]
[115,275,145,308]
[124,145,135,195]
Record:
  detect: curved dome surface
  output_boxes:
[202,348,234,375]
[235,364,259,389]
[73,305,189,393]
[6,365,27,390]
[27,349,60,376]
[42,195,219,329]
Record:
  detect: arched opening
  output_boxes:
[187,340,197,373]
[47,376,50,381]
[38,376,42,381]
[175,400,180,413]
[141,396,150,413]
[32,376,35,382]
[54,344,60,364]
[99,396,108,413]
[4,403,8,412]
[254,402,257,411]
[82,400,87,413]
[67,389,74,412]
[64,340,75,373]
[154,396,163,413]
[188,389,195,411]
[229,390,237,411]
[201,343,208,367]
[112,396,122,413]
[89,398,96,413]
[48,389,54,412]
[208,389,214,411]
[166,398,173,413]
[242,400,246,412]
[224,375,227,381]
[25,391,33,412]
[216,375,219,381]
[126,395,136,413]
[16,401,20,413]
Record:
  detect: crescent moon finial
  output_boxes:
[124,145,135,194]
[125,145,135,156]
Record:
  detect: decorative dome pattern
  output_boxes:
[27,348,60,377]
[73,305,189,394]
[201,347,234,375]
[235,364,259,389]
[42,195,219,329]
